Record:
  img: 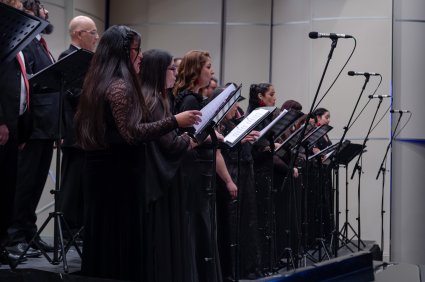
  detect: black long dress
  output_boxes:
[216,118,260,280]
[81,79,179,281]
[143,98,191,282]
[174,90,222,282]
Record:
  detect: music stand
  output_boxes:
[252,109,302,273]
[331,141,364,253]
[13,49,93,272]
[0,2,48,65]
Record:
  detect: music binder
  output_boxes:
[255,109,304,147]
[0,2,48,64]
[332,142,364,166]
[301,124,333,150]
[223,106,276,147]
[275,123,314,158]
[308,141,342,162]
[192,83,242,142]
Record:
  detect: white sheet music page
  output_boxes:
[224,108,269,145]
[193,83,236,133]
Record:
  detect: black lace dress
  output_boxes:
[81,79,178,281]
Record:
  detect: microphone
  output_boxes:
[368,95,391,99]
[390,109,410,113]
[309,31,353,39]
[348,71,380,76]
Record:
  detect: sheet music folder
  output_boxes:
[29,49,93,91]
[301,124,333,150]
[192,83,242,142]
[223,106,276,148]
[0,2,48,64]
[331,141,364,166]
[255,109,304,147]
[275,123,314,157]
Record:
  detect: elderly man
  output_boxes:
[56,15,99,243]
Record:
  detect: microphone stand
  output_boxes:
[375,112,403,259]
[282,37,338,267]
[350,96,385,251]
[330,74,370,257]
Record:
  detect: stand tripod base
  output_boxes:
[12,211,82,272]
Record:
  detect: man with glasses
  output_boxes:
[56,15,99,245]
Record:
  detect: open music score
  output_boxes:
[223,107,276,147]
[192,83,241,142]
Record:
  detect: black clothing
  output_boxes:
[144,97,190,282]
[174,90,222,282]
[81,79,179,281]
[0,57,23,247]
[8,38,58,245]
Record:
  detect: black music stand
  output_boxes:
[13,49,93,272]
[254,109,302,273]
[0,2,48,65]
[299,125,334,263]
[331,141,364,253]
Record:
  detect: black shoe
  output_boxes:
[6,242,41,258]
[0,249,27,265]
[31,237,54,252]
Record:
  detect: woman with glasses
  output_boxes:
[139,49,198,282]
[75,26,200,281]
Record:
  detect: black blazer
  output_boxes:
[23,38,60,140]
[0,58,23,139]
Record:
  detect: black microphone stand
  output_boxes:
[375,112,402,259]
[330,74,370,257]
[350,96,385,251]
[282,37,339,267]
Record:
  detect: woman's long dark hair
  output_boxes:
[75,25,146,150]
[140,49,173,118]
[246,83,271,114]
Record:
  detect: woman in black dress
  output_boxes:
[74,26,200,281]
[173,50,236,282]
[139,48,198,282]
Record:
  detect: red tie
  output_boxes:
[16,54,30,111]
[39,37,54,62]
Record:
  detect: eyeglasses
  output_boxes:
[78,30,98,36]
[130,47,142,54]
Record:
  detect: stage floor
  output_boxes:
[0,238,378,276]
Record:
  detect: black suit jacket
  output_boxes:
[23,38,60,140]
[0,59,22,139]
[59,45,80,147]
